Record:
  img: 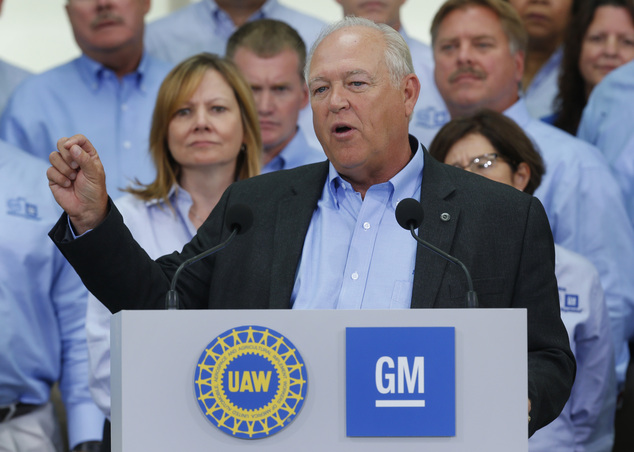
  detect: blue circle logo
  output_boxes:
[194,325,308,439]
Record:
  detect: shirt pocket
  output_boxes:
[390,280,414,309]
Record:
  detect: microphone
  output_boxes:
[165,204,253,310]
[395,198,478,308]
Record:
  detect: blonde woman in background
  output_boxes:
[85,53,261,451]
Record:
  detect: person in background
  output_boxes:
[145,1,325,150]
[85,53,261,451]
[578,60,634,228]
[431,0,634,391]
[507,0,578,118]
[335,0,450,147]
[144,0,325,66]
[551,0,634,134]
[576,57,634,452]
[0,139,104,452]
[0,0,172,195]
[429,109,617,452]
[226,19,324,173]
[0,0,30,113]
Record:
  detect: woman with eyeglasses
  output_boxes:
[428,109,617,452]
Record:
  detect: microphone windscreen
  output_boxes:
[395,198,424,230]
[225,204,253,234]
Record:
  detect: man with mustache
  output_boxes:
[335,0,450,148]
[0,0,171,195]
[226,19,324,173]
[431,1,634,447]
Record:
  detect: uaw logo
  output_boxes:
[194,325,307,439]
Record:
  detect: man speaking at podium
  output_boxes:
[46,17,574,437]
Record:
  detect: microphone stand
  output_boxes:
[407,224,479,309]
[165,228,239,310]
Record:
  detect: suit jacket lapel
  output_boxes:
[411,153,460,308]
[268,162,330,309]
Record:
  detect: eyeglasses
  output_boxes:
[451,153,501,174]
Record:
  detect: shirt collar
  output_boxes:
[209,0,276,23]
[503,98,533,129]
[269,127,307,171]
[77,52,148,90]
[325,135,424,209]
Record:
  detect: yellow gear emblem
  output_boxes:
[194,325,308,439]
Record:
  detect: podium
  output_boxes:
[111,309,528,451]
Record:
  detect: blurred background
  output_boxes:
[0,0,445,73]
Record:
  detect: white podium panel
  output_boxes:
[111,309,527,451]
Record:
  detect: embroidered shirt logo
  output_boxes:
[559,287,581,313]
[7,197,40,220]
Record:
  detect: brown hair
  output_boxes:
[126,53,261,206]
[226,19,307,79]
[428,109,545,194]
[554,0,634,134]
[431,0,528,55]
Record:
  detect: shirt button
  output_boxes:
[121,103,128,111]
[351,272,359,280]
[363,222,371,230]
[123,141,131,149]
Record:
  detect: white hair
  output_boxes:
[305,16,414,87]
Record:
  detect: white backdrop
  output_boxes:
[0,0,445,73]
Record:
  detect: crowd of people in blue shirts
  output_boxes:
[1,0,634,451]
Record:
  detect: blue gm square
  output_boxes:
[346,327,455,437]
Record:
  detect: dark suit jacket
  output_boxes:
[51,148,574,436]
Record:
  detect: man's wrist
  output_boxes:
[72,440,102,452]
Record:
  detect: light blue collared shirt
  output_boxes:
[522,46,563,119]
[86,187,197,419]
[144,0,327,66]
[529,245,616,452]
[0,53,172,196]
[506,99,634,384]
[404,29,451,149]
[0,59,30,115]
[0,141,104,448]
[292,141,424,309]
[577,60,634,226]
[261,127,325,174]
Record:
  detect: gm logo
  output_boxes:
[194,326,307,439]
[346,327,455,437]
[375,356,425,406]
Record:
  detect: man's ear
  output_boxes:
[403,73,420,118]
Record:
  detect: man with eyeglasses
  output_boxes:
[430,0,634,401]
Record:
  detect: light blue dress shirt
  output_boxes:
[522,46,562,119]
[404,30,451,149]
[292,142,423,309]
[144,0,327,66]
[506,99,634,384]
[0,141,104,447]
[0,59,30,115]
[577,61,634,226]
[261,127,325,174]
[0,53,172,196]
[86,187,197,419]
[529,245,616,452]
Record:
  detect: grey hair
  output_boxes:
[305,16,414,87]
